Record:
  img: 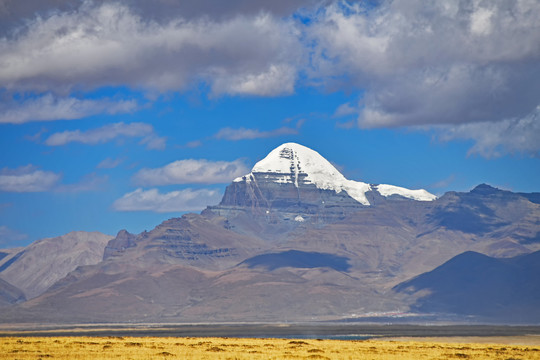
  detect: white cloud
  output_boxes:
[308,0,540,129]
[0,165,61,192]
[0,94,137,124]
[112,187,222,212]
[470,7,494,36]
[211,64,297,96]
[45,122,166,150]
[435,107,540,158]
[214,126,298,141]
[2,0,539,158]
[133,159,249,186]
[0,2,301,96]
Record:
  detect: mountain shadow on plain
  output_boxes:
[240,250,351,272]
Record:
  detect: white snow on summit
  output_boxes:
[235,142,436,205]
[236,142,372,205]
[375,184,437,202]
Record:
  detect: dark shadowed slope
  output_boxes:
[394,250,540,322]
[240,250,351,271]
[0,278,25,307]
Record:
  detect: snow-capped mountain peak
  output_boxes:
[234,142,436,204]
[251,142,350,188]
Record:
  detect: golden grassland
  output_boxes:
[2,336,540,360]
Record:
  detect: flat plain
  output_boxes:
[2,335,540,360]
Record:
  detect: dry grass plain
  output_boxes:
[2,336,540,360]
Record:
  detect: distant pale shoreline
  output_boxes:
[1,323,540,342]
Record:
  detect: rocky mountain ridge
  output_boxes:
[1,143,539,324]
[0,231,113,299]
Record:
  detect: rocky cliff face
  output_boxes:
[101,213,267,270]
[103,229,137,260]
[209,142,435,240]
[213,171,365,222]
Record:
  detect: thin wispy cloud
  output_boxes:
[430,175,457,190]
[112,188,222,213]
[333,102,358,118]
[184,140,203,148]
[133,159,249,186]
[435,108,540,158]
[55,173,108,193]
[45,122,166,150]
[97,157,124,169]
[0,225,28,246]
[0,166,109,193]
[0,94,137,124]
[214,126,298,141]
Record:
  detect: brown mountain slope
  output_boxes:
[2,186,539,324]
[0,231,113,299]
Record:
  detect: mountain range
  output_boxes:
[1,143,539,324]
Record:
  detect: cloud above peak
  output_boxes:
[214,126,298,141]
[134,159,249,186]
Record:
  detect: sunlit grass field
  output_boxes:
[2,336,540,359]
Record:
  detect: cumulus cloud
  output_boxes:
[0,2,301,96]
[0,165,61,192]
[214,126,298,141]
[134,159,249,186]
[309,1,540,130]
[0,94,137,124]
[45,122,166,150]
[2,0,539,158]
[112,187,222,212]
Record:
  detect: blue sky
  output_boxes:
[1,0,539,247]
